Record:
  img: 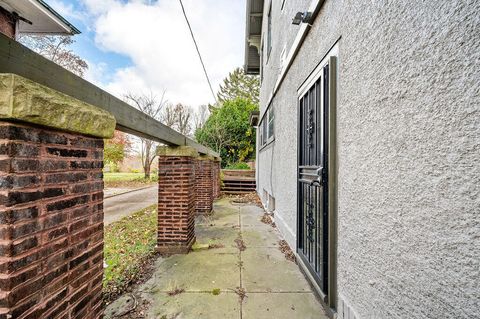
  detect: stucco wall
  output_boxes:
[256,0,480,318]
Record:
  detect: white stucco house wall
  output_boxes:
[244,0,479,318]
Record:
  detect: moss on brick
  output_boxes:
[157,146,199,157]
[0,74,116,138]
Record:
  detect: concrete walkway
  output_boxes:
[104,185,158,225]
[105,197,327,319]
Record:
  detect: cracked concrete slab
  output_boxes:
[196,225,240,249]
[241,226,280,248]
[242,292,327,319]
[143,248,240,292]
[149,293,240,319]
[105,196,326,319]
[242,247,312,292]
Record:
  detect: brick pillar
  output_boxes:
[213,158,221,199]
[211,159,217,200]
[157,146,198,254]
[195,156,213,215]
[0,74,115,318]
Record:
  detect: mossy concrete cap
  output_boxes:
[197,154,215,161]
[157,145,199,157]
[0,74,116,138]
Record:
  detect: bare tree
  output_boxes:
[124,92,167,179]
[193,105,209,132]
[160,103,194,136]
[174,103,193,136]
[161,103,177,128]
[19,35,88,77]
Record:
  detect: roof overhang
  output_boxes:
[244,0,264,75]
[0,0,80,35]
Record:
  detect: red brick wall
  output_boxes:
[0,122,104,318]
[157,155,195,254]
[195,159,213,215]
[0,7,15,39]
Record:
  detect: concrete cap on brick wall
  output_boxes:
[0,74,116,138]
[197,154,215,161]
[157,145,199,157]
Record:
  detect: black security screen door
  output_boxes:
[297,64,329,293]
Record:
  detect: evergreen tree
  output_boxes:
[217,68,260,105]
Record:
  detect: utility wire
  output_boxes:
[178,0,218,104]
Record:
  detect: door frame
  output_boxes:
[296,47,338,314]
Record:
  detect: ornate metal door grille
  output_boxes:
[297,64,329,293]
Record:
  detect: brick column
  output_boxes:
[213,158,221,199]
[157,146,198,254]
[0,74,115,318]
[195,155,213,215]
[211,158,217,200]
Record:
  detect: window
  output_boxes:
[267,3,272,60]
[258,104,275,149]
[268,107,274,139]
[258,119,263,146]
[262,119,268,145]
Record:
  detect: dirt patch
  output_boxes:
[107,293,152,319]
[260,213,276,228]
[279,240,296,263]
[104,252,160,305]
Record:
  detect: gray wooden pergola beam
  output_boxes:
[0,33,219,157]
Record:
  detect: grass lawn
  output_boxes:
[104,172,158,188]
[103,204,158,301]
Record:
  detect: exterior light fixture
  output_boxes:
[292,11,312,25]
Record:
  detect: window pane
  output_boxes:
[263,119,268,144]
[268,107,274,139]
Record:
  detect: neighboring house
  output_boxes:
[245,1,479,318]
[0,0,79,39]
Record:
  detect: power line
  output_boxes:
[178,0,218,104]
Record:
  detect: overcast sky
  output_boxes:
[48,0,246,110]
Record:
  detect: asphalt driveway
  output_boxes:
[104,185,158,225]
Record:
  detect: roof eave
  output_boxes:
[244,0,263,75]
[35,0,80,35]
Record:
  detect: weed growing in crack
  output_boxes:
[167,287,185,296]
[234,237,246,251]
[234,287,247,303]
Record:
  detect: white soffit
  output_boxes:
[0,0,80,35]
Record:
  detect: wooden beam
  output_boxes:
[0,33,219,157]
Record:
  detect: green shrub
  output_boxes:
[226,162,250,170]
